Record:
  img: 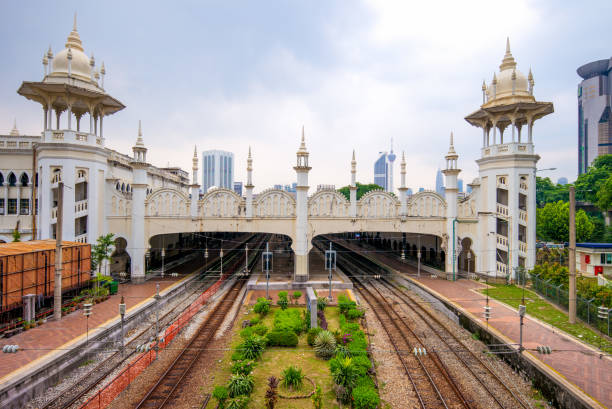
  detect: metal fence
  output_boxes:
[531,274,612,337]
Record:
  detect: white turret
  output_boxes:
[190,146,200,218]
[398,152,408,216]
[442,132,461,279]
[130,121,148,283]
[245,147,254,218]
[294,126,311,281]
[349,150,357,217]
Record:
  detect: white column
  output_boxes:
[349,187,357,217]
[508,169,519,279]
[43,108,48,131]
[62,163,76,240]
[294,179,309,281]
[443,170,459,278]
[90,113,94,134]
[190,185,199,217]
[129,166,147,283]
[526,169,537,269]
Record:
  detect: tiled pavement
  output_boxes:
[0,276,183,383]
[340,240,612,408]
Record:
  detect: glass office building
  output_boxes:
[202,150,234,192]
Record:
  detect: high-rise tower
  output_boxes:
[465,38,553,278]
[294,127,311,281]
[387,138,396,193]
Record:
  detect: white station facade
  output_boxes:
[0,20,552,283]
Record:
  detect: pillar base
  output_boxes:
[131,275,146,284]
[294,254,309,282]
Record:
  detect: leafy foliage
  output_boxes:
[273,308,304,334]
[536,201,594,242]
[311,385,323,409]
[91,233,115,273]
[266,329,299,347]
[12,229,21,242]
[212,385,229,408]
[228,374,254,397]
[346,307,365,320]
[231,360,256,376]
[253,297,271,316]
[291,291,302,304]
[265,376,279,409]
[337,182,385,201]
[331,356,359,390]
[314,330,337,359]
[307,327,322,346]
[536,177,569,206]
[276,297,288,310]
[240,323,268,339]
[281,365,304,390]
[316,296,328,311]
[226,396,249,409]
[352,384,380,409]
[238,336,266,360]
[338,294,357,314]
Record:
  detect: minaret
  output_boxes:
[349,150,357,218]
[129,120,148,283]
[245,147,254,218]
[387,138,396,193]
[442,132,461,280]
[190,146,200,218]
[294,126,311,282]
[398,152,408,216]
[465,39,553,278]
[10,119,19,136]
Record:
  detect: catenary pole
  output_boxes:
[569,186,576,324]
[53,181,64,321]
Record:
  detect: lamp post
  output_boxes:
[263,242,272,299]
[325,242,337,302]
[161,248,165,278]
[83,302,92,347]
[417,235,421,278]
[119,296,126,354]
[154,283,160,360]
[204,245,209,273]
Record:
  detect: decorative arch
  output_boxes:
[146,188,190,217]
[308,190,349,217]
[0,172,4,187]
[406,191,446,217]
[121,183,125,192]
[19,172,29,187]
[51,168,61,183]
[7,172,17,187]
[458,193,477,218]
[357,190,399,218]
[255,189,295,217]
[199,188,243,217]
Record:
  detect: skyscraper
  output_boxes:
[435,168,445,196]
[233,181,243,196]
[202,150,234,192]
[457,178,464,193]
[577,58,612,174]
[373,152,389,190]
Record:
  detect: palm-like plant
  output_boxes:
[281,365,304,390]
[265,376,279,409]
[228,374,254,397]
[239,335,266,360]
[314,330,337,359]
[226,395,249,409]
[331,357,359,390]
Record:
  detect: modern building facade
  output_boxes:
[373,152,388,191]
[435,168,445,196]
[233,181,243,196]
[577,57,612,174]
[202,150,234,192]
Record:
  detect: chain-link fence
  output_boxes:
[531,274,612,337]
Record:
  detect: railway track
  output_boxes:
[134,234,268,409]
[316,237,531,409]
[40,235,258,409]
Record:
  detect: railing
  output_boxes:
[52,131,64,140]
[496,203,509,218]
[75,199,88,214]
[482,142,534,158]
[51,207,58,219]
[520,182,528,191]
[76,133,88,142]
[519,209,527,223]
[496,261,507,275]
[496,234,508,248]
[531,274,612,338]
[518,241,527,254]
[75,233,88,243]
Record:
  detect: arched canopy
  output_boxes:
[7,172,16,187]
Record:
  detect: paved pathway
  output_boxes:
[340,240,612,408]
[0,276,182,383]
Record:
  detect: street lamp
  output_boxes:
[325,242,337,302]
[83,302,92,347]
[119,296,126,354]
[536,167,556,173]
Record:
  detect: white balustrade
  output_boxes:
[519,209,527,223]
[496,261,508,275]
[519,241,527,254]
[496,203,509,218]
[496,234,508,248]
[75,233,87,243]
[75,199,88,215]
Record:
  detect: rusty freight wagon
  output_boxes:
[0,240,91,312]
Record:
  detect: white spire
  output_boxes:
[136,120,144,146]
[10,118,19,136]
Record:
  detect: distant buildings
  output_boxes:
[202,150,234,192]
[233,181,243,196]
[466,184,472,194]
[272,182,297,193]
[557,177,569,185]
[577,57,612,174]
[457,178,464,193]
[407,187,413,196]
[418,187,425,192]
[435,168,445,196]
[373,139,396,192]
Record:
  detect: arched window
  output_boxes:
[8,172,17,187]
[121,183,125,192]
[20,173,29,187]
[126,184,131,192]
[51,169,61,183]
[116,182,120,190]
[0,172,4,187]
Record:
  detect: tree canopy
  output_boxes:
[536,201,594,243]
[337,183,384,201]
[91,233,115,273]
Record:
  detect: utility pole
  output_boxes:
[569,186,577,324]
[53,181,64,321]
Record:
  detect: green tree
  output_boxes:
[12,229,21,242]
[91,233,115,274]
[596,173,612,212]
[574,154,612,205]
[337,183,384,201]
[537,201,594,242]
[536,177,568,207]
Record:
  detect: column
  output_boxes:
[190,185,199,217]
[43,107,48,131]
[90,113,94,134]
[294,182,309,281]
[129,165,147,283]
[67,105,72,130]
[62,163,76,240]
[508,169,519,280]
[349,186,357,217]
[99,116,103,138]
[526,169,537,269]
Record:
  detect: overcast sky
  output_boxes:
[1,1,611,193]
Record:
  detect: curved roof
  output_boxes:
[577,59,611,80]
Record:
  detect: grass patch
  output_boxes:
[481,284,611,352]
[205,306,347,408]
[79,359,95,367]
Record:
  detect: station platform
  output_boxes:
[339,239,612,408]
[0,275,188,384]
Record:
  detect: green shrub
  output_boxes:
[314,330,336,359]
[281,365,304,390]
[249,316,260,326]
[277,297,289,310]
[212,385,229,408]
[333,383,351,404]
[331,357,359,390]
[254,297,271,316]
[231,360,256,376]
[292,291,302,304]
[317,296,328,311]
[231,350,244,361]
[352,385,380,409]
[226,395,250,409]
[228,374,254,397]
[307,327,322,346]
[355,375,376,389]
[311,385,323,409]
[266,329,299,347]
[278,291,288,300]
[339,297,357,314]
[347,331,368,356]
[273,309,304,334]
[239,335,266,360]
[347,308,365,320]
[252,324,268,336]
[352,355,372,377]
[335,344,351,358]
